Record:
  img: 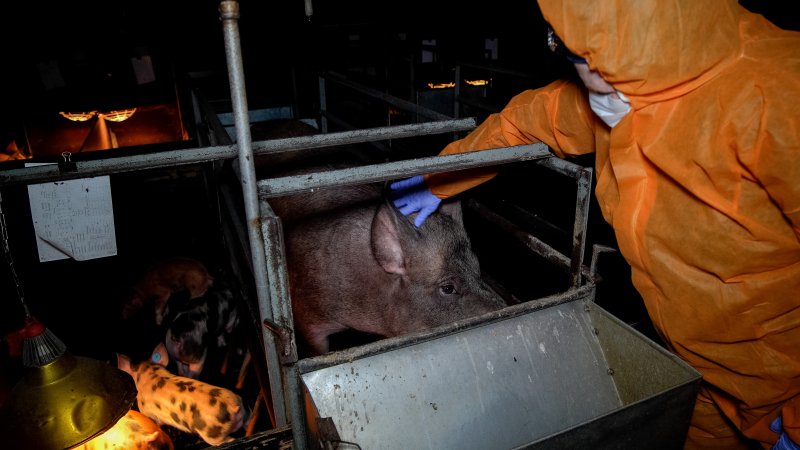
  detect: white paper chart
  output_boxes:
[26,173,117,262]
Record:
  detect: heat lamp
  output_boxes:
[0,192,137,449]
[59,108,137,152]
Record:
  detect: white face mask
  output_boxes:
[588,91,631,128]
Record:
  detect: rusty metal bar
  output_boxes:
[531,157,593,287]
[570,164,592,286]
[466,199,597,283]
[0,120,477,187]
[220,0,297,437]
[0,145,236,186]
[297,283,597,374]
[253,117,476,156]
[258,143,552,197]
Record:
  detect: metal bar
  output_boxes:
[0,119,476,187]
[466,199,595,282]
[297,283,596,374]
[533,156,594,287]
[193,87,234,146]
[220,180,305,448]
[218,184,284,432]
[257,199,309,448]
[254,118,476,154]
[534,155,587,178]
[258,143,552,197]
[219,0,291,434]
[0,145,237,186]
[323,71,453,121]
[570,165,593,287]
[256,201,295,346]
[316,111,395,157]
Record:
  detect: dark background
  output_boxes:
[1,1,797,153]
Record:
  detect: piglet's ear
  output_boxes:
[371,203,407,275]
[143,431,160,444]
[117,353,132,375]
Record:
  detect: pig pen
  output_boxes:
[0,159,299,449]
[216,115,701,449]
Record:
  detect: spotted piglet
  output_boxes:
[117,351,246,446]
[165,287,240,379]
[82,409,174,450]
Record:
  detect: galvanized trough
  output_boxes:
[299,284,701,449]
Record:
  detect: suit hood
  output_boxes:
[537,0,742,102]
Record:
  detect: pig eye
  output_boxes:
[440,283,457,295]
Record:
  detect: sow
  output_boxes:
[269,178,506,356]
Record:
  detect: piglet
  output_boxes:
[121,257,215,326]
[82,409,174,450]
[165,287,240,379]
[117,348,246,446]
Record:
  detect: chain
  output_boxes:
[0,191,30,317]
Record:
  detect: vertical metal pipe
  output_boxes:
[218,0,290,429]
[533,156,593,287]
[571,166,593,287]
[259,201,308,450]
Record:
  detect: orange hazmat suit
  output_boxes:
[423,0,800,448]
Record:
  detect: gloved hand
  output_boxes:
[771,417,800,450]
[389,175,442,228]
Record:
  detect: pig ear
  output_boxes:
[371,203,407,275]
[438,199,464,225]
[117,353,132,374]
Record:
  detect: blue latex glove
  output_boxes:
[389,175,442,228]
[771,417,800,450]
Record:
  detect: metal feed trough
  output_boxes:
[298,284,700,449]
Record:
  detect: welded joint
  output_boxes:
[589,244,618,284]
[263,318,297,365]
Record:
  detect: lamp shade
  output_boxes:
[0,345,137,449]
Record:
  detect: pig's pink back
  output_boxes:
[132,362,245,446]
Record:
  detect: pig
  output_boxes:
[120,257,215,326]
[117,348,247,446]
[82,409,174,450]
[164,287,240,379]
[268,180,507,356]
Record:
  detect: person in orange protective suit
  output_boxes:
[390,1,800,448]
